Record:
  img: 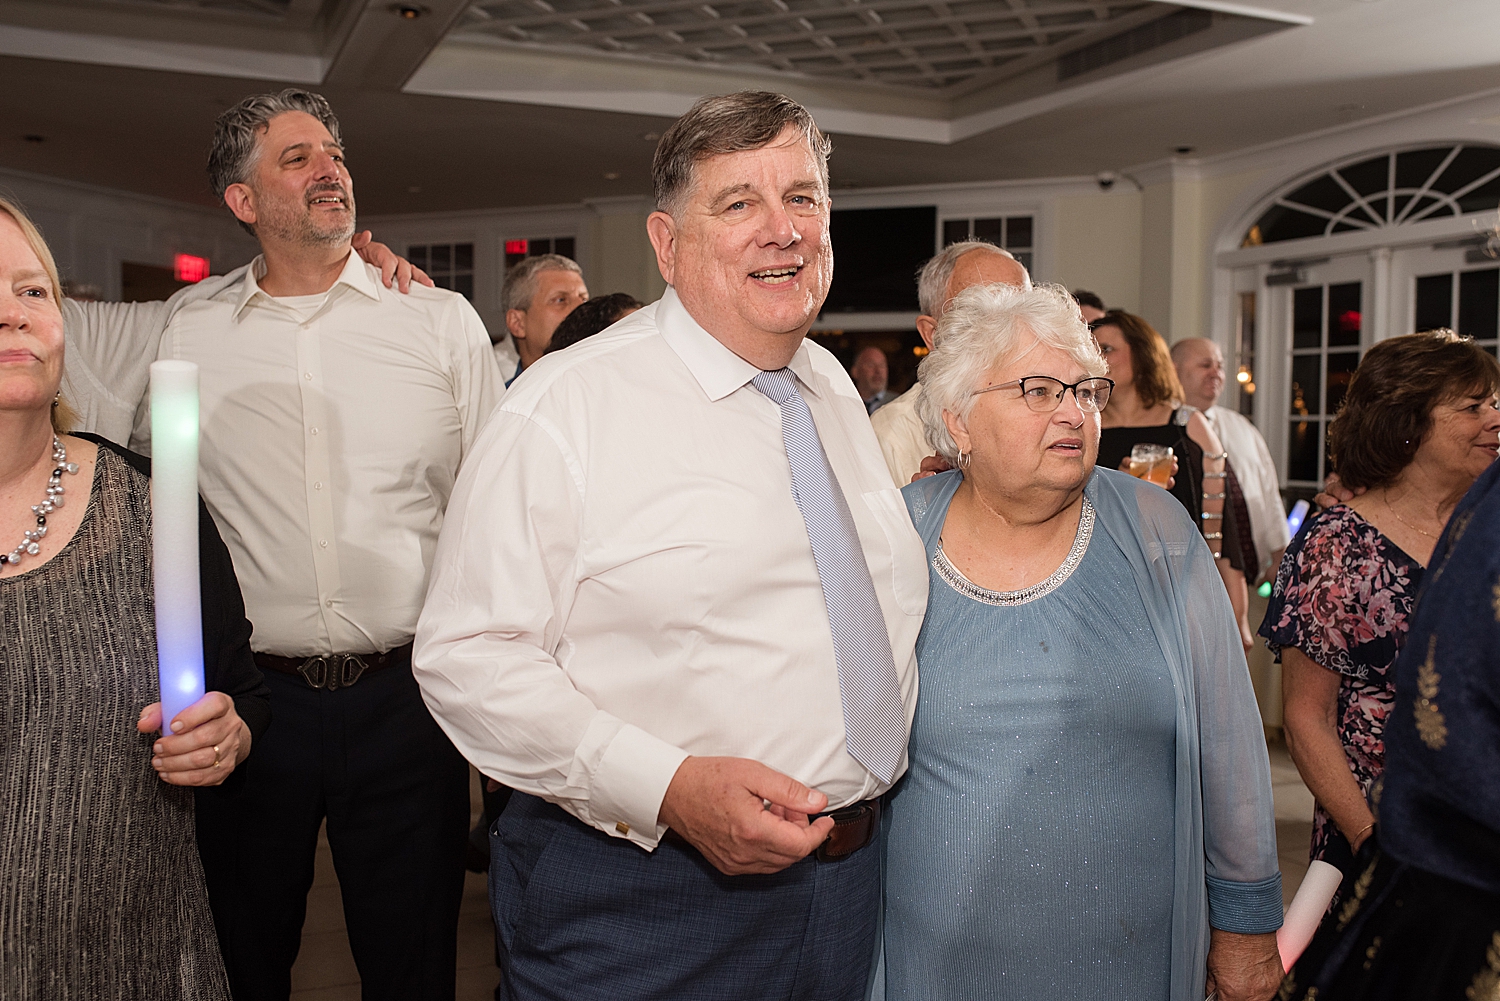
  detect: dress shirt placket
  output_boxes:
[293,306,345,651]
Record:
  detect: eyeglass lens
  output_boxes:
[1019,377,1112,413]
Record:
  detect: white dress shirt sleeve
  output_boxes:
[445,295,507,451]
[414,410,691,850]
[61,297,172,444]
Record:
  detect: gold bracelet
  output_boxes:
[1351,821,1374,844]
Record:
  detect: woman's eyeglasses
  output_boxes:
[971,376,1114,414]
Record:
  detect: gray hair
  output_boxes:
[208,89,343,234]
[503,254,583,313]
[915,282,1106,462]
[916,241,1023,318]
[652,92,831,216]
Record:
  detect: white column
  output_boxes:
[1368,245,1392,345]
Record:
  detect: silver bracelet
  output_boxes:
[1202,491,1227,500]
[1203,531,1224,540]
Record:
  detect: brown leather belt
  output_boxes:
[664,797,881,863]
[254,641,412,692]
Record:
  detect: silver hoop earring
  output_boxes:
[956,450,971,471]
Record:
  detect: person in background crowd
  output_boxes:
[1091,309,1255,649]
[882,282,1282,1001]
[415,91,924,1001]
[544,291,644,355]
[0,196,270,1001]
[1072,288,1106,324]
[59,228,427,447]
[1172,337,1289,583]
[1279,455,1500,1001]
[67,88,506,1001]
[502,253,588,384]
[1262,330,1499,884]
[851,345,896,414]
[872,241,1029,484]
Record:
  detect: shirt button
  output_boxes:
[325,598,334,607]
[304,372,313,381]
[309,427,319,435]
[319,540,328,548]
[314,481,322,490]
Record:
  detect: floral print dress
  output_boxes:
[1259,505,1423,861]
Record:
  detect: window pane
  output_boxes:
[407,245,428,271]
[973,217,1004,245]
[453,273,474,301]
[1338,155,1389,198]
[430,244,450,270]
[1260,205,1329,244]
[505,251,527,271]
[1013,251,1033,274]
[1284,174,1349,214]
[942,219,969,246]
[1459,267,1500,341]
[454,243,474,271]
[555,237,576,260]
[1326,351,1359,415]
[1005,216,1032,248]
[530,238,552,256]
[1287,420,1320,482]
[1293,286,1323,349]
[1396,147,1453,190]
[1457,175,1500,215]
[1432,145,1500,195]
[1290,354,1319,416]
[1236,292,1256,418]
[432,274,453,291]
[1327,282,1362,346]
[1415,273,1453,331]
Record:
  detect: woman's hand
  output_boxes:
[137,691,251,787]
[1206,929,1283,1001]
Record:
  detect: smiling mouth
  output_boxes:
[308,193,348,209]
[1049,439,1083,454]
[750,266,801,285]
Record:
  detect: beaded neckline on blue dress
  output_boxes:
[932,497,1095,607]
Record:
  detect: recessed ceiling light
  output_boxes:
[22,134,44,143]
[642,132,660,142]
[392,3,426,18]
[1173,145,1195,156]
[603,172,620,180]
[408,185,422,193]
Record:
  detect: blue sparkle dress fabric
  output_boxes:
[875,468,1282,1001]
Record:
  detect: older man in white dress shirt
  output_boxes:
[415,92,926,1000]
[66,90,504,1001]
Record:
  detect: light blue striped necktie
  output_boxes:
[751,368,906,784]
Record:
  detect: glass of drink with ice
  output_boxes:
[1129,444,1174,488]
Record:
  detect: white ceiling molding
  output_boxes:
[0,23,325,82]
[1167,0,1311,24]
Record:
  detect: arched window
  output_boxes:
[1242,144,1500,246]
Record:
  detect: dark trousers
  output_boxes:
[196,660,470,1001]
[490,793,881,1001]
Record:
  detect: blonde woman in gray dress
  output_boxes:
[0,196,269,1000]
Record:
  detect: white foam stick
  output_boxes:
[150,361,205,734]
[1277,859,1344,970]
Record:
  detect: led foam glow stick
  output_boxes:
[1277,858,1343,971]
[150,361,205,733]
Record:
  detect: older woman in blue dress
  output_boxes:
[878,282,1284,1001]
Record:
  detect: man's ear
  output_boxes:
[915,314,937,351]
[505,308,528,342]
[941,409,971,456]
[222,183,257,229]
[646,210,678,286]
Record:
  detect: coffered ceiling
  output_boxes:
[1,0,1499,214]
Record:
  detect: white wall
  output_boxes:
[0,166,258,301]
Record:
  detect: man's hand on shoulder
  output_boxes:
[657,756,835,875]
[352,231,433,293]
[1314,472,1363,510]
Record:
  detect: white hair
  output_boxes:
[915,282,1107,462]
[915,241,1025,318]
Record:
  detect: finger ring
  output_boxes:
[212,745,221,769]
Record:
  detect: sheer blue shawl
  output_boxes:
[900,468,1281,1001]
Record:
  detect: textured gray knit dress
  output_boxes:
[0,448,231,1001]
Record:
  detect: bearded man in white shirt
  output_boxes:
[415,92,926,1001]
[871,241,1030,485]
[1171,337,1290,582]
[64,90,504,1001]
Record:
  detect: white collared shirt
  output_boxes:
[132,251,505,656]
[870,382,927,487]
[1205,405,1291,580]
[413,287,926,850]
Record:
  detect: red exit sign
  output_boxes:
[174,254,209,283]
[504,239,528,254]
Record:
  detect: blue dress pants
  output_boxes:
[490,792,881,1001]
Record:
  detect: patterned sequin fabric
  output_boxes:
[0,448,230,1001]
